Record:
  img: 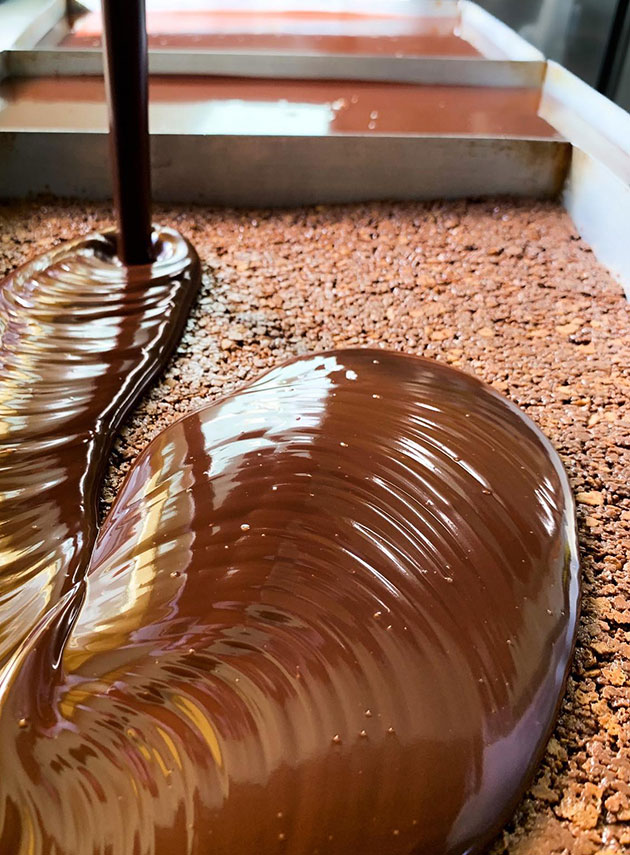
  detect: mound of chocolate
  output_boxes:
[0,341,578,854]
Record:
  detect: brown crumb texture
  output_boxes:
[1,196,630,854]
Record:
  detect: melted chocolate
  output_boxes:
[0,228,200,670]
[102,0,153,264]
[0,346,579,854]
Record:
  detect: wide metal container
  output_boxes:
[0,0,628,293]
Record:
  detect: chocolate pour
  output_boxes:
[0,346,579,854]
[0,228,200,672]
[101,0,153,264]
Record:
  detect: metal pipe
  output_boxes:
[101,0,153,265]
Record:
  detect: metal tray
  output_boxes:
[0,0,628,295]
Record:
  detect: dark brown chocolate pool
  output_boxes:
[0,246,578,855]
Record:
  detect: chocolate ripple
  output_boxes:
[0,228,200,670]
[0,345,578,854]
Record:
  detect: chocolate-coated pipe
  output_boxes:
[101,0,153,265]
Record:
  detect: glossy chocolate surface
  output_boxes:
[101,0,153,264]
[0,343,579,854]
[0,77,559,138]
[0,228,200,669]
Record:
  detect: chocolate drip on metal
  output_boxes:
[101,0,153,264]
[0,347,579,854]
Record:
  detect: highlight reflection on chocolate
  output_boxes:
[0,337,578,852]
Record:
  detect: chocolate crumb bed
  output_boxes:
[1,197,629,854]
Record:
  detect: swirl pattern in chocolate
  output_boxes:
[0,228,200,669]
[0,344,578,854]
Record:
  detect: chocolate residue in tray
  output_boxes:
[62,10,484,57]
[1,197,629,853]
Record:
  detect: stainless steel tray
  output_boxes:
[0,0,628,295]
